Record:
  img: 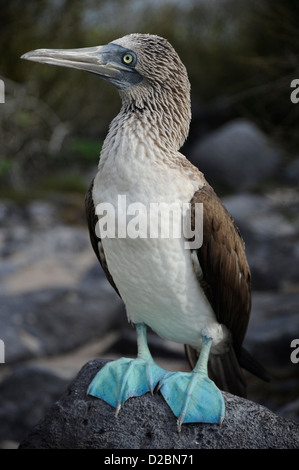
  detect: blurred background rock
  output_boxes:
[0,0,298,449]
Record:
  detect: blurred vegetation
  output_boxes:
[0,0,298,196]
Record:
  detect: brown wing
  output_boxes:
[186,183,270,392]
[184,183,254,396]
[85,178,120,297]
[190,184,251,354]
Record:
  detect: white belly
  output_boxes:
[93,140,228,352]
[102,234,218,347]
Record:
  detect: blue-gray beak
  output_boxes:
[21,43,141,89]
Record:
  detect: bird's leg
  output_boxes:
[159,332,225,432]
[88,323,167,416]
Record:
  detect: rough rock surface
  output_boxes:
[19,359,299,449]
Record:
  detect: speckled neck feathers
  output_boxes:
[113,34,191,152]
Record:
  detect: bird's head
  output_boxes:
[22,34,191,148]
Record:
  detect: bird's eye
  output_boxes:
[122,53,134,65]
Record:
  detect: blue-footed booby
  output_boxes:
[22,34,268,431]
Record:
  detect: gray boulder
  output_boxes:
[223,192,299,291]
[19,359,299,449]
[190,119,281,190]
[1,285,123,364]
[283,157,299,184]
[0,365,69,445]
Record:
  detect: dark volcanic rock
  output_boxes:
[0,365,68,445]
[19,360,299,449]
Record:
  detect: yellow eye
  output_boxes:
[122,53,134,65]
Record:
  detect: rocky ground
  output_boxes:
[18,360,299,449]
[1,119,299,449]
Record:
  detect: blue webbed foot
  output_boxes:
[88,355,166,416]
[87,324,167,416]
[159,335,225,431]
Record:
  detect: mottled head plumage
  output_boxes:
[111,34,191,150]
[113,34,188,87]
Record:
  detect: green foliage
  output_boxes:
[69,138,102,164]
[0,157,12,177]
[41,172,87,193]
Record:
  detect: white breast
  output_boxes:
[92,125,228,352]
